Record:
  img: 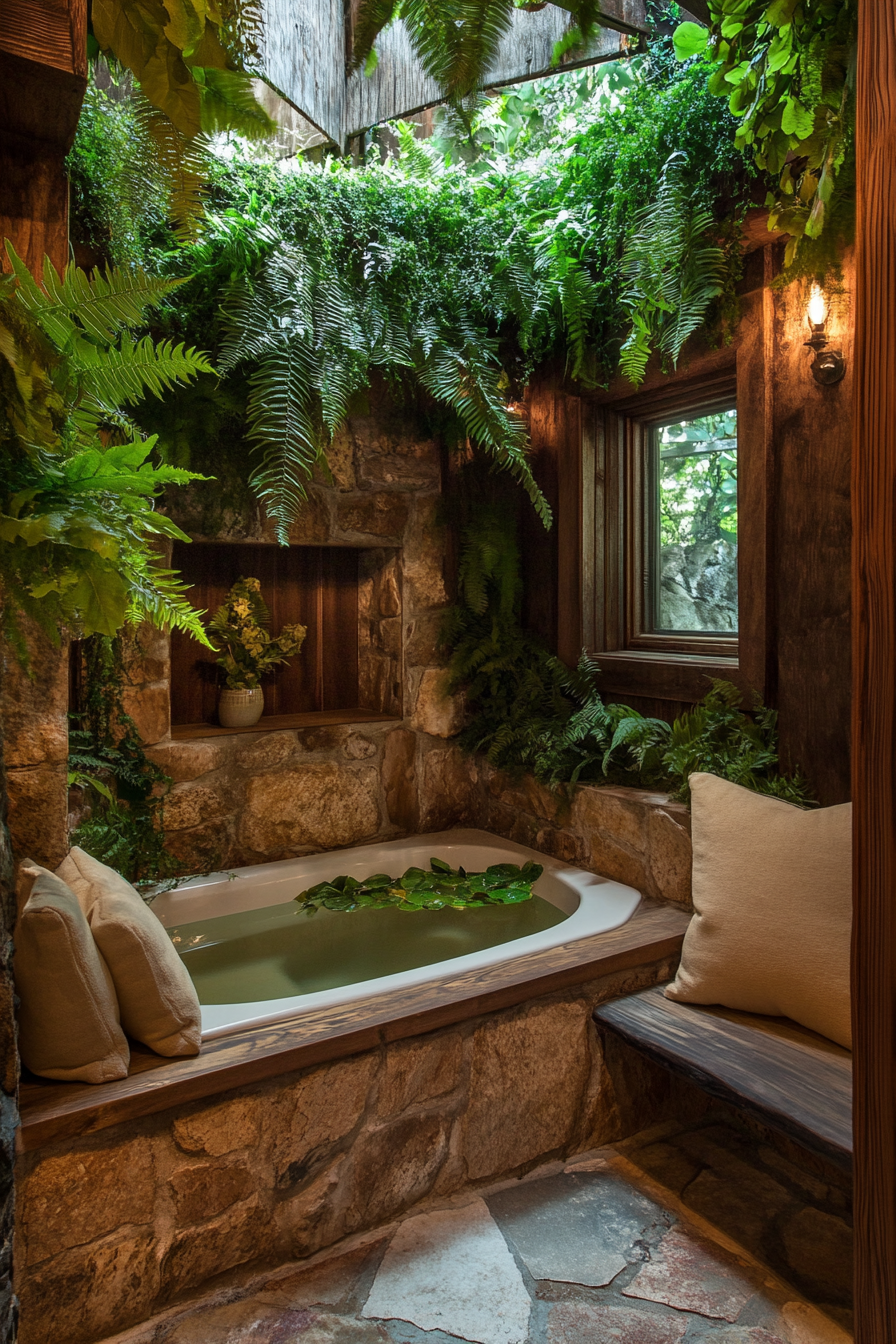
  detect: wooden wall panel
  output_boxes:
[772,261,853,805]
[169,544,361,726]
[851,1,896,1336]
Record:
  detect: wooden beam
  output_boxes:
[852,0,896,1337]
[259,0,647,147]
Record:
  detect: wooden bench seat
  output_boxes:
[593,984,853,1170]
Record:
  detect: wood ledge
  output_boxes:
[17,900,690,1154]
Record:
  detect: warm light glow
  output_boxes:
[808,284,827,326]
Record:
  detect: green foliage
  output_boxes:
[0,245,214,651]
[68,634,178,888]
[673,0,857,276]
[208,576,307,688]
[619,151,727,382]
[296,857,543,914]
[89,0,274,235]
[444,496,813,805]
[658,409,738,545]
[62,45,750,533]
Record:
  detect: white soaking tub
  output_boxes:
[151,828,641,1039]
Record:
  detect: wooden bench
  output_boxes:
[593,984,853,1171]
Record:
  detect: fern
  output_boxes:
[619,151,726,383]
[445,496,813,806]
[0,245,213,647]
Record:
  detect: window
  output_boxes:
[570,369,750,700]
[649,406,738,636]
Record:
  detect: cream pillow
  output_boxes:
[57,847,201,1058]
[665,772,852,1049]
[15,863,130,1083]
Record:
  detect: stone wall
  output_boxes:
[478,767,693,907]
[1,620,70,871]
[15,954,678,1344]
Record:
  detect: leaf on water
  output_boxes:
[293,856,540,915]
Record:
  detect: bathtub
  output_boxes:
[151,828,641,1039]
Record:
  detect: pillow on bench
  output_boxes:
[665,772,852,1049]
[15,863,130,1083]
[57,847,201,1058]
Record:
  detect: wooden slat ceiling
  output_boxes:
[259,0,649,148]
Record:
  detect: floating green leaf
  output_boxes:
[295,858,544,914]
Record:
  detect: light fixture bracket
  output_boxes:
[804,327,846,385]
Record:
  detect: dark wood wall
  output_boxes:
[851,1,896,1337]
[529,240,853,806]
[0,0,87,274]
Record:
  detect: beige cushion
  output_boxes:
[57,847,201,1058]
[665,772,853,1049]
[15,862,130,1083]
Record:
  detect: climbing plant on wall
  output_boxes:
[673,0,857,277]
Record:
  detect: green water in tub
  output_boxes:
[168,894,568,1004]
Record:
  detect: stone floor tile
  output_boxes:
[361,1199,531,1344]
[487,1170,669,1288]
[255,1245,381,1311]
[546,1302,687,1343]
[700,1329,788,1343]
[622,1224,755,1323]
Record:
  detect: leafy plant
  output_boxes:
[0,244,215,652]
[619,151,727,382]
[68,634,179,888]
[296,857,543,913]
[444,495,813,805]
[211,212,548,537]
[208,576,307,688]
[89,0,274,234]
[673,0,857,275]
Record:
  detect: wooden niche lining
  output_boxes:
[169,541,402,730]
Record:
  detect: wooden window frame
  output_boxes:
[552,262,775,708]
[592,372,740,669]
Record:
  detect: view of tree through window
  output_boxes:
[653,408,738,635]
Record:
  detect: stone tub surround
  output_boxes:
[15,957,690,1344]
[94,1119,851,1344]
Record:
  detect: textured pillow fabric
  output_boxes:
[665,772,853,1049]
[15,862,130,1083]
[57,847,201,1057]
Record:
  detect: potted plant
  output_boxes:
[208,577,307,727]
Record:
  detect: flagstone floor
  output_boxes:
[105,1118,853,1344]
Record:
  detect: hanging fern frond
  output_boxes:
[619,151,726,384]
[245,340,320,543]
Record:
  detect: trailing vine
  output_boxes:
[68,40,752,534]
[68,635,178,888]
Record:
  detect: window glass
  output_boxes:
[651,407,737,634]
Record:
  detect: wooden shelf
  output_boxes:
[171,710,401,741]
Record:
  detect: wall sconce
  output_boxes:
[804,284,846,385]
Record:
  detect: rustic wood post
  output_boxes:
[852,1,896,1338]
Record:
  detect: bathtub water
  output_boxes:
[150,828,641,1039]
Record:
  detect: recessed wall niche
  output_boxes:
[169,541,402,736]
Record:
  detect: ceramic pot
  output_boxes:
[218,687,264,728]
